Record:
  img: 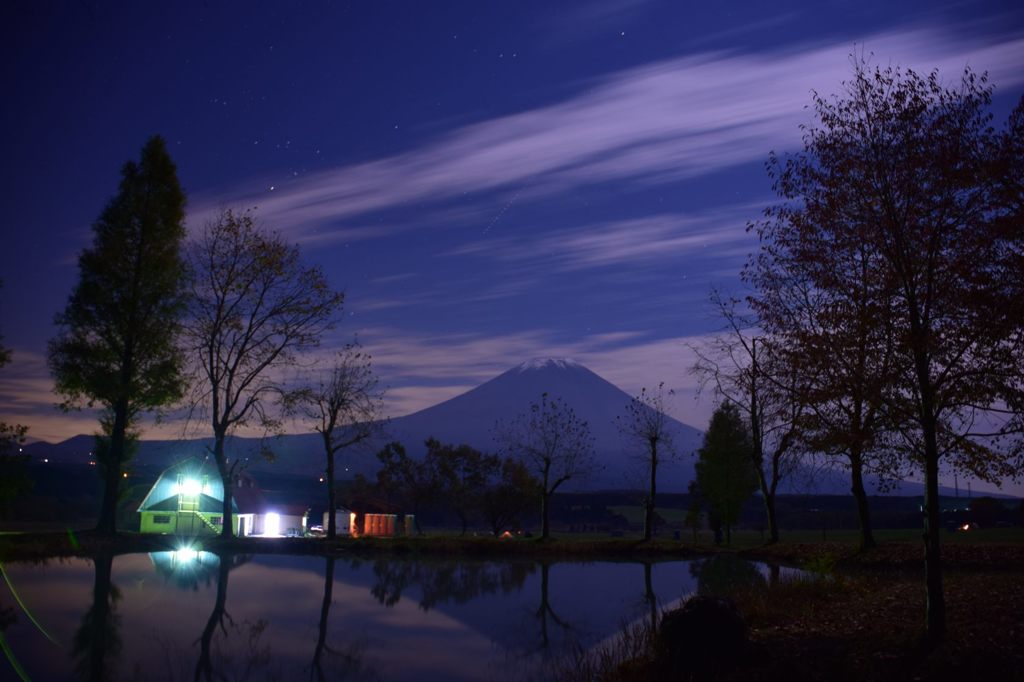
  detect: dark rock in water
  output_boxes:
[654,595,747,678]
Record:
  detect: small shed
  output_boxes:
[322,508,355,535]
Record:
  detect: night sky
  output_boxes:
[2,1,1023,466]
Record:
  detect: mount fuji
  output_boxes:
[382,357,703,491]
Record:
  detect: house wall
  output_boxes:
[322,510,353,535]
[139,511,230,536]
[140,511,178,534]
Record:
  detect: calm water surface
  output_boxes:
[2,551,787,681]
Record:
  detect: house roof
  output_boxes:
[137,456,272,514]
[141,493,225,514]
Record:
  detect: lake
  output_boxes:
[1,551,788,681]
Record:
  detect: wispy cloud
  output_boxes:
[188,27,1024,241]
[449,204,762,271]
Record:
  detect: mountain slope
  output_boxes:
[383,358,703,491]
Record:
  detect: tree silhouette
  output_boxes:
[691,293,806,545]
[748,59,1024,641]
[497,394,596,540]
[287,344,383,539]
[187,209,343,538]
[618,383,676,540]
[695,403,759,545]
[49,136,188,534]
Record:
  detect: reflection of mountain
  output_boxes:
[359,557,701,660]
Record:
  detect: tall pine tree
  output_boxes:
[49,136,188,535]
[695,403,759,545]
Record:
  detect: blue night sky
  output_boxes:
[2,1,1023,451]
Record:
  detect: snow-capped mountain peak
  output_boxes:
[515,357,582,372]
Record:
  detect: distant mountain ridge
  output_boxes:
[21,358,1004,496]
[23,358,703,491]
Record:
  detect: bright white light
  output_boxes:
[174,547,198,563]
[181,479,202,497]
[265,512,281,536]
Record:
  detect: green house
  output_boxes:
[137,457,265,536]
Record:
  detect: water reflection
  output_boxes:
[691,554,768,595]
[369,558,534,611]
[535,560,575,651]
[148,549,222,591]
[311,556,377,682]
[72,551,121,681]
[2,551,794,681]
[642,561,657,631]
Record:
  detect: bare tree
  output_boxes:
[751,61,1024,641]
[287,344,384,539]
[617,383,676,540]
[187,209,344,538]
[691,292,805,545]
[496,393,596,540]
[747,215,902,550]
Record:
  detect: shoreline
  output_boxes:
[3,529,1023,571]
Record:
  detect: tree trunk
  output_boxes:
[96,401,129,535]
[326,442,337,540]
[849,450,876,550]
[540,490,550,540]
[644,441,657,541]
[214,430,234,539]
[540,464,551,540]
[753,466,779,545]
[923,426,946,643]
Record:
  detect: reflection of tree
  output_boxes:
[369,559,532,612]
[195,554,231,681]
[311,557,378,682]
[642,562,657,632]
[193,553,274,682]
[535,561,571,650]
[73,551,122,681]
[690,555,766,596]
[370,559,415,608]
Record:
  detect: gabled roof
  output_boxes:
[141,493,226,513]
[137,457,235,512]
[136,456,275,514]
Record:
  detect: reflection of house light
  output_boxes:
[181,479,202,497]
[265,512,281,536]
